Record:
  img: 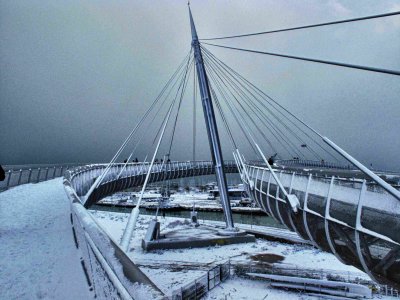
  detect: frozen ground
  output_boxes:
[0,179,91,300]
[205,276,318,300]
[0,178,395,300]
[91,210,372,297]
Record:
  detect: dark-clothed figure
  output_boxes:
[0,165,5,181]
[268,153,277,166]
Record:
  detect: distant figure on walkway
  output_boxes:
[134,158,139,163]
[123,159,128,163]
[268,153,277,166]
[0,165,5,181]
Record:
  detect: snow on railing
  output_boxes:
[170,260,231,300]
[0,164,82,192]
[276,159,352,170]
[63,175,165,300]
[233,261,400,298]
[242,162,400,290]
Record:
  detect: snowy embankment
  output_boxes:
[0,179,91,300]
[91,210,369,297]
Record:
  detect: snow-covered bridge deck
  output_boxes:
[0,179,91,300]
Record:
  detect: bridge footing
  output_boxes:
[217,227,247,236]
[141,224,255,251]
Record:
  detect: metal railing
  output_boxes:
[233,261,400,298]
[64,178,165,300]
[233,261,371,285]
[276,159,352,170]
[242,163,400,289]
[170,261,231,300]
[0,164,81,192]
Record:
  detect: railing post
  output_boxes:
[45,167,49,180]
[27,169,32,183]
[36,168,41,182]
[17,169,23,185]
[194,279,197,299]
[6,170,12,188]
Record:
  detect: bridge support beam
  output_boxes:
[189,6,234,230]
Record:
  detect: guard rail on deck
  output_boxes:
[68,161,238,207]
[276,159,352,170]
[242,163,400,289]
[63,161,238,299]
[0,164,80,191]
[64,173,165,300]
[5,160,398,295]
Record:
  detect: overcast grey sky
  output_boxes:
[1,0,399,170]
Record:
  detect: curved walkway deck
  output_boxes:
[0,179,91,300]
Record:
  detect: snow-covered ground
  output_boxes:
[91,210,376,298]
[1,179,396,300]
[205,276,318,300]
[0,179,91,300]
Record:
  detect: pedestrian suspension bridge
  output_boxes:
[62,6,400,298]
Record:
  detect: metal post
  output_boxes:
[189,6,234,230]
[45,167,49,180]
[17,169,23,185]
[27,169,32,183]
[6,170,12,188]
[323,137,400,200]
[36,168,41,182]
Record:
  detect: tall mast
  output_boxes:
[189,5,234,230]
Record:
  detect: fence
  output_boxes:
[171,261,231,300]
[378,285,400,297]
[64,178,164,300]
[233,261,371,284]
[0,164,81,192]
[276,159,352,170]
[233,261,400,298]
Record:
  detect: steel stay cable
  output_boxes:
[201,11,400,40]
[203,49,322,160]
[203,63,262,156]
[153,55,194,146]
[121,58,194,242]
[167,55,194,157]
[204,62,259,156]
[203,45,342,162]
[204,55,299,158]
[203,42,400,76]
[200,64,296,205]
[208,83,238,150]
[201,45,329,152]
[120,94,180,251]
[118,54,194,177]
[84,50,192,200]
[205,61,286,157]
[203,51,312,159]
[204,62,279,158]
[201,46,341,162]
